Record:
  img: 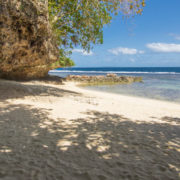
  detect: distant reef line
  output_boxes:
[65,73,143,86]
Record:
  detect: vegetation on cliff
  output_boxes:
[48,0,145,66]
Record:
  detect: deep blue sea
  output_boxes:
[49,67,180,103]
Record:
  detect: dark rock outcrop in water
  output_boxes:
[66,74,143,85]
[0,0,59,80]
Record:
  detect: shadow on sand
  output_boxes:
[0,79,80,101]
[0,101,179,180]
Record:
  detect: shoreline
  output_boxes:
[63,81,180,121]
[74,81,180,105]
[78,83,180,106]
[0,79,180,179]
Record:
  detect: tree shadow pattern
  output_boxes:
[0,79,80,101]
[0,105,180,180]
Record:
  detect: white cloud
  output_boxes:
[146,43,180,53]
[72,49,93,56]
[108,47,144,55]
[169,33,180,40]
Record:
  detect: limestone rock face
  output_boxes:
[0,0,59,79]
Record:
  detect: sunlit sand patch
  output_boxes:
[102,153,119,160]
[102,154,112,160]
[168,164,180,174]
[42,145,48,148]
[97,145,110,152]
[31,131,39,137]
[85,133,110,152]
[64,133,78,139]
[43,121,53,125]
[0,146,12,153]
[167,140,180,152]
[57,139,73,151]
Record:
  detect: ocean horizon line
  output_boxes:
[56,66,180,68]
[49,67,180,75]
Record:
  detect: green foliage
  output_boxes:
[48,0,145,67]
[51,56,75,69]
[59,57,75,67]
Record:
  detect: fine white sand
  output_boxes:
[0,79,180,180]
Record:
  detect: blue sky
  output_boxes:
[70,0,180,67]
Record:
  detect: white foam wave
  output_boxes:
[49,70,180,75]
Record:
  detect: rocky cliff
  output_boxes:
[0,0,59,79]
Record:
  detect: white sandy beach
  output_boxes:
[0,79,180,180]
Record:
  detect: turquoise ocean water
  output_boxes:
[49,67,180,103]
